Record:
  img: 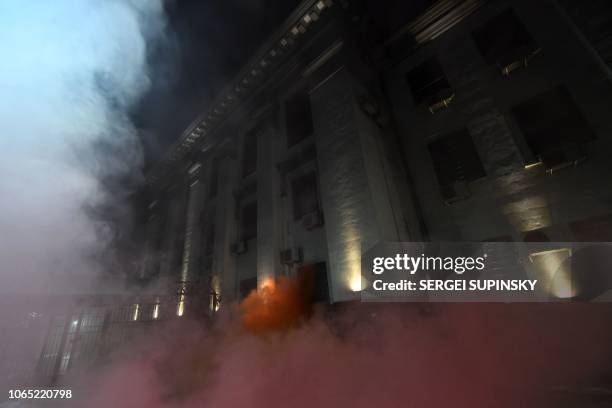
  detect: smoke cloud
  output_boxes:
[0,0,167,294]
[82,301,612,408]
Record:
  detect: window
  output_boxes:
[291,172,319,220]
[512,86,595,166]
[242,130,258,177]
[286,91,314,147]
[241,202,257,241]
[405,57,452,106]
[473,9,538,70]
[240,277,257,299]
[298,262,329,303]
[428,129,486,189]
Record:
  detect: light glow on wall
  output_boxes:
[177,294,185,317]
[529,248,575,298]
[132,303,139,321]
[349,275,362,292]
[152,302,160,320]
[343,226,363,294]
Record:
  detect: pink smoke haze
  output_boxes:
[80,303,612,408]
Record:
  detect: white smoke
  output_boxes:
[0,0,167,293]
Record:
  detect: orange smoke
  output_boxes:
[239,275,313,334]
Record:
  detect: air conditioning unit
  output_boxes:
[230,240,248,256]
[441,180,471,205]
[302,210,324,230]
[280,247,303,265]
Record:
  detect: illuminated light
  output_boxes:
[214,302,220,312]
[71,319,78,327]
[280,38,288,47]
[349,276,362,292]
[316,1,325,11]
[291,26,299,36]
[177,295,185,317]
[529,248,576,298]
[259,278,275,291]
[152,302,160,320]
[303,14,312,24]
[524,161,543,170]
[132,303,139,321]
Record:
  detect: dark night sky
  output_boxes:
[135,0,302,166]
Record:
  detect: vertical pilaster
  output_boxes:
[212,154,238,304]
[158,184,186,293]
[311,68,395,302]
[256,114,282,286]
[178,172,206,316]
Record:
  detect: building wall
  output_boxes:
[141,0,612,312]
[384,0,612,242]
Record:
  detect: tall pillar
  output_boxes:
[177,168,206,316]
[158,184,186,293]
[311,68,404,302]
[212,154,238,305]
[256,113,282,287]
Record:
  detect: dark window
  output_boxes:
[473,9,537,67]
[209,157,219,198]
[405,57,451,105]
[298,262,329,303]
[286,91,314,147]
[240,277,258,299]
[242,130,258,177]
[291,172,319,220]
[512,86,595,163]
[428,129,486,187]
[241,202,257,241]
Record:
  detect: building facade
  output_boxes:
[139,0,612,317]
[28,0,612,385]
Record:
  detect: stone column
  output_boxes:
[158,183,186,292]
[212,154,238,305]
[311,68,402,302]
[177,172,206,316]
[256,113,282,287]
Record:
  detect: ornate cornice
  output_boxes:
[147,0,336,186]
